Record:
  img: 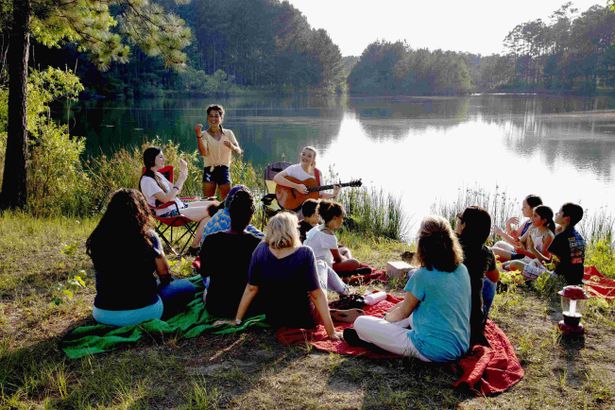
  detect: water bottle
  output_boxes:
[364,291,387,305]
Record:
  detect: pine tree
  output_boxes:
[1,0,191,210]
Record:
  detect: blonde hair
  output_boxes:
[415,216,464,272]
[302,146,318,171]
[265,212,301,249]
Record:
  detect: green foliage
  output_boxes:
[0,68,91,216]
[348,41,473,96]
[29,0,191,70]
[586,239,615,279]
[532,271,564,299]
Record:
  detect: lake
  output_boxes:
[67,94,615,238]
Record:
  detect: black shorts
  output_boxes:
[202,165,231,185]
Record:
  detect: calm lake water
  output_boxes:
[68,94,615,238]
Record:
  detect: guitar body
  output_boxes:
[275,176,320,210]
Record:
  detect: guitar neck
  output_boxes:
[308,182,357,193]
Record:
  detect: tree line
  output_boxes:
[19,0,345,97]
[348,2,615,95]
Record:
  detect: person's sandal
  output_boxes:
[329,294,365,310]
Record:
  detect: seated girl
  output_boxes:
[503,205,555,278]
[303,200,362,276]
[201,184,264,244]
[87,189,196,327]
[346,216,471,362]
[233,212,342,340]
[199,189,262,318]
[455,206,499,345]
[492,194,543,262]
[140,147,218,255]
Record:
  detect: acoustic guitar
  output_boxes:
[275,176,362,210]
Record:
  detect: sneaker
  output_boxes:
[343,328,377,349]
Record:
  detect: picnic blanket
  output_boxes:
[452,320,524,396]
[275,293,401,359]
[61,275,269,359]
[277,295,523,396]
[584,266,615,300]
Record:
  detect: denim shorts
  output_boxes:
[203,165,231,185]
[159,203,187,218]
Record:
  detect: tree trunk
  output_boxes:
[0,0,30,210]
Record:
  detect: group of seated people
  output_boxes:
[86,143,586,363]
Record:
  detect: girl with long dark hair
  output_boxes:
[140,146,218,255]
[87,189,196,326]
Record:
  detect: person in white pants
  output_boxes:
[351,216,472,363]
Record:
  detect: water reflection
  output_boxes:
[349,96,471,139]
[66,94,346,164]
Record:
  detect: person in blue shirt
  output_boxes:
[347,216,471,362]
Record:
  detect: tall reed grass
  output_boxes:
[430,185,517,243]
[339,187,407,240]
[430,185,615,247]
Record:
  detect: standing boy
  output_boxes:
[548,203,586,285]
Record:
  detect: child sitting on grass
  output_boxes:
[455,206,500,345]
[298,198,320,243]
[492,194,543,262]
[543,203,586,285]
[503,205,555,280]
[304,200,364,276]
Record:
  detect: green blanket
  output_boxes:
[61,276,269,359]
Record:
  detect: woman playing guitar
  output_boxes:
[273,146,340,210]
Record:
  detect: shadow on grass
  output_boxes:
[325,355,474,408]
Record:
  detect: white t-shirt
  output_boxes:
[283,164,320,183]
[140,173,184,216]
[304,225,337,267]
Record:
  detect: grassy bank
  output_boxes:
[1,213,614,409]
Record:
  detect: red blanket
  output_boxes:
[584,266,615,300]
[276,296,524,396]
[275,294,402,359]
[452,320,524,396]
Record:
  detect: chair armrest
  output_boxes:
[155,201,181,213]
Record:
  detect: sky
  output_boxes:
[286,0,607,56]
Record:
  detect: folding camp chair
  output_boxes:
[143,165,199,257]
[260,161,291,228]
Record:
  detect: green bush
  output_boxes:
[1,68,87,216]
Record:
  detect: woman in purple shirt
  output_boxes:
[233,212,341,340]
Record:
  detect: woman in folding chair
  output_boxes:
[87,189,196,326]
[140,147,218,256]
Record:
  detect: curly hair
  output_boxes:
[415,216,464,272]
[86,189,154,267]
